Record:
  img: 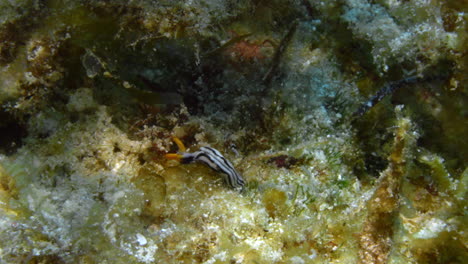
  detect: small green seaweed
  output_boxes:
[418,151,455,193]
[334,179,350,189]
[290,184,315,216]
[455,168,467,200]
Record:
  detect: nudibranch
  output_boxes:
[165,137,246,190]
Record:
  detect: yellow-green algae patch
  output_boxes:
[0,103,365,263]
[1,94,466,263]
[4,102,466,262]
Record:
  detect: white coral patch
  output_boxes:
[413,218,449,239]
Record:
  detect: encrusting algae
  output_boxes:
[0,0,466,263]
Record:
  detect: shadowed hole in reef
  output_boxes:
[0,109,27,155]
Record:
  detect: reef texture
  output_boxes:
[0,0,466,263]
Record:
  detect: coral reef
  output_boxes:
[0,0,466,263]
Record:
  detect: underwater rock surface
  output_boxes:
[0,0,466,263]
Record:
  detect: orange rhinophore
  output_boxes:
[165,153,183,160]
[172,137,186,152]
[164,137,186,160]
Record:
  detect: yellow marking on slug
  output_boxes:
[165,153,183,160]
[172,137,186,152]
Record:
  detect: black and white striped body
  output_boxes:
[181,147,245,189]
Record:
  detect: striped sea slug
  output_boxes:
[165,137,246,190]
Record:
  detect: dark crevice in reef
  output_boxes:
[351,58,466,177]
[0,108,28,155]
[0,0,49,64]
